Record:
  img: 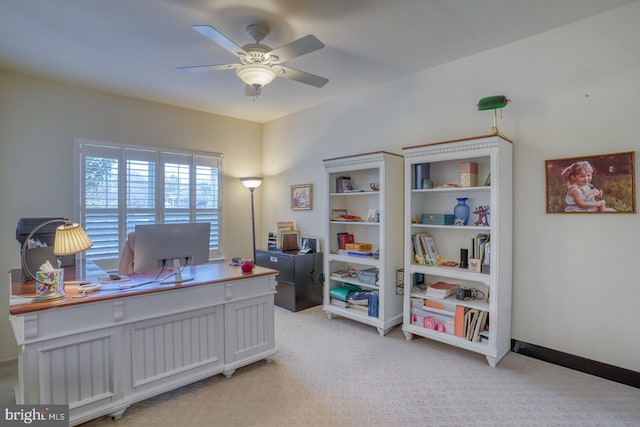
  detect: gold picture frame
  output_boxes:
[291,184,312,210]
[545,151,635,213]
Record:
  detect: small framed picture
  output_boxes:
[291,184,312,210]
[545,151,635,213]
[468,258,481,273]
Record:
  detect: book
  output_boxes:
[472,311,488,342]
[465,309,480,340]
[454,305,468,338]
[412,234,426,265]
[423,299,445,310]
[335,176,352,193]
[425,281,457,299]
[421,234,439,265]
[330,270,351,279]
[338,233,354,250]
[347,251,373,258]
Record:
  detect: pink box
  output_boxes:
[460,162,478,173]
[460,162,478,187]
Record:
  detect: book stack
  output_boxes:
[464,308,489,342]
[454,307,489,342]
[330,269,351,280]
[425,281,457,299]
[471,233,490,262]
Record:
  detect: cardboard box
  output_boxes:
[460,162,478,187]
[345,242,372,252]
[421,213,454,225]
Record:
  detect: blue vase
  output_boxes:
[454,197,470,226]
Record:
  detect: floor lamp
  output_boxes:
[240,177,263,261]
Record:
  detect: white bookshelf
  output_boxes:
[402,135,513,366]
[323,151,404,336]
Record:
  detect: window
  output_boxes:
[75,140,223,268]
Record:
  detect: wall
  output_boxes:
[0,71,263,361]
[262,4,640,372]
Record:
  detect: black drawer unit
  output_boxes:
[255,249,323,312]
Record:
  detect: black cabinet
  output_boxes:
[255,250,323,312]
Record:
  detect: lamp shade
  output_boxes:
[477,95,510,111]
[236,65,277,87]
[53,223,93,255]
[240,177,264,189]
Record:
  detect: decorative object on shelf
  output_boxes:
[240,176,264,261]
[21,218,93,302]
[421,213,454,225]
[453,197,470,225]
[395,269,404,295]
[545,151,635,214]
[414,163,433,189]
[459,249,469,269]
[460,162,478,187]
[241,259,255,272]
[291,183,312,210]
[369,182,379,191]
[473,205,490,226]
[468,258,481,273]
[477,95,511,137]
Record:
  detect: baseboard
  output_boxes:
[0,357,18,365]
[511,340,639,389]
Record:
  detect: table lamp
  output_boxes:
[477,95,511,137]
[21,219,93,302]
[240,177,263,262]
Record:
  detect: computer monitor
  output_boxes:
[133,223,210,280]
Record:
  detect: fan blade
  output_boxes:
[268,35,324,63]
[192,25,246,57]
[279,65,328,88]
[177,63,240,74]
[245,84,262,97]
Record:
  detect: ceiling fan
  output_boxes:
[177,23,329,97]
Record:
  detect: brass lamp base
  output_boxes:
[32,287,65,302]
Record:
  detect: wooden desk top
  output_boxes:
[10,262,278,315]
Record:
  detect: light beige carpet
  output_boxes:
[2,305,639,426]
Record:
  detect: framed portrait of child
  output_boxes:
[545,151,635,213]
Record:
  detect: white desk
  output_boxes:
[9,263,278,426]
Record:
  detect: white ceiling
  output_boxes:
[0,0,636,123]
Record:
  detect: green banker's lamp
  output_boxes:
[477,95,511,138]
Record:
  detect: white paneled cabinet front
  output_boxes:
[10,273,277,426]
[129,306,225,394]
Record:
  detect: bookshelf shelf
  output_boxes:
[329,221,380,226]
[409,264,491,284]
[403,135,513,367]
[411,224,492,231]
[403,323,489,352]
[323,152,404,336]
[411,186,489,194]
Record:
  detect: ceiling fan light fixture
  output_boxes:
[236,64,278,88]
